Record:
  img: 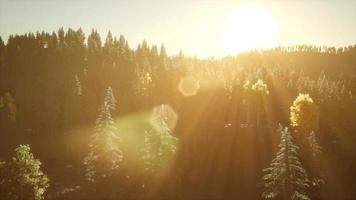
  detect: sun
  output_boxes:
[223,5,278,55]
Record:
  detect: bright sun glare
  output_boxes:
[223,5,278,55]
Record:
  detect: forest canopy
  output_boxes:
[0,28,356,199]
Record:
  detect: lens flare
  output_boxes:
[150,104,178,131]
[178,76,200,97]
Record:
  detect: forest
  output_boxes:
[0,28,356,200]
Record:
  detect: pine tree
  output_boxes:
[262,125,310,200]
[104,86,116,111]
[83,98,123,182]
[0,145,49,200]
[307,131,321,158]
[142,129,161,174]
[307,131,324,188]
[142,105,178,175]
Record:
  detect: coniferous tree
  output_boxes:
[83,90,123,182]
[102,31,116,86]
[104,86,116,112]
[142,129,160,174]
[307,131,321,159]
[307,131,324,188]
[142,105,178,175]
[262,125,310,200]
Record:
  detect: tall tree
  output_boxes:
[262,125,310,200]
[83,89,123,182]
[307,131,321,159]
[307,131,324,189]
[243,79,269,127]
[142,105,178,175]
[104,86,117,112]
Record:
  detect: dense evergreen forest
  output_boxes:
[0,28,356,200]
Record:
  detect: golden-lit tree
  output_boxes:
[104,86,117,111]
[290,94,324,191]
[133,70,154,98]
[251,79,270,95]
[290,94,320,134]
[244,79,269,127]
[83,89,123,182]
[141,72,153,97]
[243,80,251,90]
[0,145,49,200]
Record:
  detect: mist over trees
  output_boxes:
[0,28,356,199]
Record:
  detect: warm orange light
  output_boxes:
[223,4,278,54]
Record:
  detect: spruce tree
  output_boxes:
[307,131,324,188]
[142,105,178,175]
[83,97,123,182]
[104,86,116,111]
[307,131,321,159]
[142,129,161,174]
[262,125,310,200]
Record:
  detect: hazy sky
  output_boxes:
[1,0,356,57]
